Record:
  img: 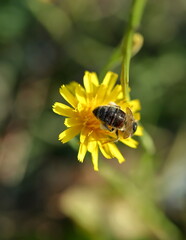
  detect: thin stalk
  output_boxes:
[121,0,147,101]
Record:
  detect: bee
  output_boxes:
[93,103,137,141]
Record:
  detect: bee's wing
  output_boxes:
[126,107,133,117]
[123,107,135,138]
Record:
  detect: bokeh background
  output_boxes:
[0,0,186,239]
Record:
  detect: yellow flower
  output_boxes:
[53,71,142,171]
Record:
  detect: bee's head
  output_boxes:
[132,122,138,133]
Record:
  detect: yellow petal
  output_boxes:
[59,126,80,143]
[66,81,79,94]
[103,85,122,104]
[78,142,87,162]
[87,138,97,152]
[53,102,76,117]
[98,142,113,159]
[128,99,141,112]
[94,84,107,105]
[91,144,99,171]
[75,84,86,105]
[134,112,141,121]
[90,72,99,86]
[64,117,82,127]
[80,127,91,143]
[120,138,139,148]
[134,125,143,136]
[83,71,99,94]
[60,85,78,108]
[102,72,118,93]
[107,142,125,163]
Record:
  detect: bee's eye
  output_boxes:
[132,122,137,133]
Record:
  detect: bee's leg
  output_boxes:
[101,128,120,144]
[100,123,114,132]
[114,129,120,142]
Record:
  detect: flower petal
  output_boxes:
[134,125,143,136]
[107,142,125,163]
[134,112,141,121]
[128,99,141,112]
[87,137,97,152]
[66,81,79,94]
[103,85,122,104]
[78,142,87,162]
[75,84,86,105]
[52,102,76,117]
[90,72,99,87]
[120,138,139,148]
[83,71,99,94]
[91,143,99,171]
[102,72,118,93]
[80,128,88,143]
[98,142,113,159]
[60,85,78,108]
[64,117,82,127]
[94,84,107,105]
[59,126,80,143]
[80,127,91,143]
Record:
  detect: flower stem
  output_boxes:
[121,0,147,101]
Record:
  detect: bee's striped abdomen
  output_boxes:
[93,106,126,129]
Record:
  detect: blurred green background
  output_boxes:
[0,0,186,239]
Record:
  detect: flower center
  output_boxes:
[78,106,100,131]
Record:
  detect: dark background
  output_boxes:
[0,0,186,239]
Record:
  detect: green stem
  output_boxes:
[121,0,147,101]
